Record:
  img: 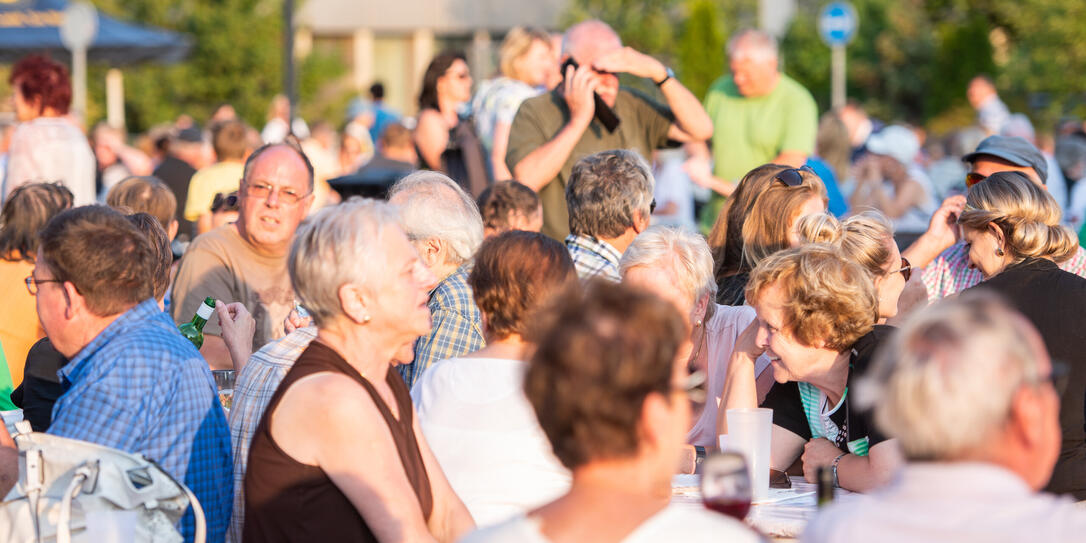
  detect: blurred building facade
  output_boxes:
[297,0,568,117]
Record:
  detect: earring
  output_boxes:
[694,320,703,328]
[996,247,1005,257]
[363,314,371,323]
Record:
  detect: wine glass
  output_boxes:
[701,451,753,521]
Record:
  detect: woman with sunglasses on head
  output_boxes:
[415,51,491,197]
[958,171,1086,499]
[719,244,904,493]
[707,164,828,305]
[619,226,757,473]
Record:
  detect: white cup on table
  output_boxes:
[724,407,772,501]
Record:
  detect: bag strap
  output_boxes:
[57,465,93,543]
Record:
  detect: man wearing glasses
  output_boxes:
[506,20,713,240]
[901,135,1086,302]
[171,143,315,370]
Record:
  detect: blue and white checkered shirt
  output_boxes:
[565,234,622,282]
[50,299,233,543]
[400,264,485,387]
[227,326,317,543]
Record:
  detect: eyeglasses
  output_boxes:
[1034,361,1071,396]
[650,198,657,214]
[898,257,912,282]
[242,182,312,205]
[966,172,987,188]
[774,165,816,187]
[25,275,62,295]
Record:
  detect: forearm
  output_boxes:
[512,117,590,192]
[902,231,953,268]
[199,334,236,371]
[431,498,475,543]
[491,142,513,182]
[0,445,16,496]
[835,454,891,492]
[660,80,713,141]
[717,354,759,435]
[772,150,808,168]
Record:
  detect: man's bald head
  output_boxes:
[562,20,622,64]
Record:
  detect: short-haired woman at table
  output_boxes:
[958,171,1086,499]
[243,199,475,542]
[412,230,576,526]
[720,244,903,492]
[619,226,757,468]
[462,282,759,543]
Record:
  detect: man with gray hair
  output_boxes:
[695,28,817,231]
[507,19,712,240]
[389,171,485,386]
[565,149,654,282]
[805,294,1086,542]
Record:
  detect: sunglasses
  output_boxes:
[897,257,912,282]
[774,165,816,187]
[211,191,240,213]
[965,172,987,188]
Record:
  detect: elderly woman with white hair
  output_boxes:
[806,294,1086,542]
[389,171,486,387]
[243,199,475,542]
[619,226,759,468]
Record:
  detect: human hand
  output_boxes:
[734,319,766,361]
[802,438,843,483]
[562,63,597,124]
[682,155,715,188]
[924,194,966,250]
[592,46,667,81]
[677,444,697,474]
[216,301,255,370]
[283,307,313,334]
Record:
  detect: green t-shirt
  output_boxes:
[699,74,817,231]
[506,88,674,240]
[0,342,16,411]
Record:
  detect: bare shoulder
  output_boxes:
[282,372,381,423]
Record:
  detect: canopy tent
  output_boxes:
[0,0,190,64]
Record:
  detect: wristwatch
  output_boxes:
[654,66,675,87]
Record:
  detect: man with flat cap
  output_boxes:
[901,135,1086,301]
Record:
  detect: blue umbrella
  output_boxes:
[0,0,190,64]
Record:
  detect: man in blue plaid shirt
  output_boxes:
[389,172,486,387]
[565,150,656,282]
[3,206,233,543]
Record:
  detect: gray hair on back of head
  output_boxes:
[619,225,717,304]
[727,29,778,61]
[855,292,1043,461]
[388,171,484,265]
[289,197,401,327]
[566,149,655,239]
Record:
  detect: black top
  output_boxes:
[328,155,416,200]
[244,342,433,542]
[965,257,1086,498]
[10,338,69,432]
[762,325,894,453]
[153,155,197,238]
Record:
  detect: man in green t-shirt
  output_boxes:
[506,20,713,240]
[695,29,818,232]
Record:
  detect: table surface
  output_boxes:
[672,474,857,541]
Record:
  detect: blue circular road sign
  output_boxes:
[819,2,858,46]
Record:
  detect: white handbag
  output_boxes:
[1,420,206,543]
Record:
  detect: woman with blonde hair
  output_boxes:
[472,27,554,181]
[796,210,911,323]
[708,164,827,305]
[959,170,1086,499]
[719,244,902,492]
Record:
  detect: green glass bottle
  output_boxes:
[179,297,216,349]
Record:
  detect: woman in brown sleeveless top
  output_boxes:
[243,200,475,542]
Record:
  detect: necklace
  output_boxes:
[687,317,709,372]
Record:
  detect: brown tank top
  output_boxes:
[243,341,433,542]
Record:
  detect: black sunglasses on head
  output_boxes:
[773,165,817,187]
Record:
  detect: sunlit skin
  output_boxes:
[730,51,780,98]
[438,59,474,105]
[961,225,1012,279]
[873,238,907,320]
[515,40,555,88]
[235,146,313,256]
[970,156,1042,185]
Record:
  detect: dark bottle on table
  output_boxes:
[817,466,835,507]
[179,297,215,349]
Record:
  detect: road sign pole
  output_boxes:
[72,45,87,123]
[832,44,845,109]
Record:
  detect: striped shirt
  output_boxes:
[227,326,317,543]
[565,234,622,282]
[921,242,1086,301]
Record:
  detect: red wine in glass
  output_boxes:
[704,497,752,520]
[701,451,753,521]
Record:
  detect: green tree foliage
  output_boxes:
[84,0,343,133]
[675,0,726,101]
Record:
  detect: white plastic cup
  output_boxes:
[725,407,773,501]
